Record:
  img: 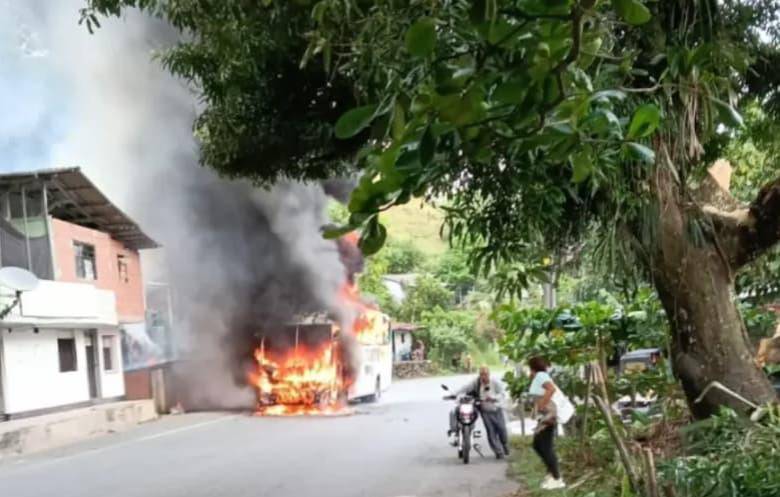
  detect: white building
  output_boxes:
[0,282,122,415]
[0,169,157,419]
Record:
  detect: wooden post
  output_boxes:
[592,394,641,493]
[520,394,526,437]
[643,448,659,497]
[596,335,611,404]
[579,364,593,450]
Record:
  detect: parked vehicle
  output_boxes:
[613,348,663,422]
[618,348,662,375]
[441,384,483,464]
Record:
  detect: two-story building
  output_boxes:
[0,168,157,419]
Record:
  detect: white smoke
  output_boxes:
[0,0,353,409]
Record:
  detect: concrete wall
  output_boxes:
[393,360,434,379]
[0,400,157,459]
[1,328,90,414]
[14,279,118,326]
[51,218,145,323]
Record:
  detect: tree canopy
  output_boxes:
[84,0,780,415]
[84,0,779,282]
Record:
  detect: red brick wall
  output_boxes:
[51,218,145,322]
[124,369,152,400]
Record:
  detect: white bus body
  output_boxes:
[348,309,393,401]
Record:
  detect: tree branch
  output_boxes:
[734,175,780,268]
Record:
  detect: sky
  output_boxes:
[0,0,198,216]
[0,3,67,172]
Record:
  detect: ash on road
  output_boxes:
[0,376,515,497]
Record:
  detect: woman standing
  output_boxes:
[528,356,567,490]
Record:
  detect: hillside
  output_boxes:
[380,200,448,257]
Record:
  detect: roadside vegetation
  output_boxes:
[500,273,780,495]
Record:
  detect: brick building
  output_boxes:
[0,168,157,418]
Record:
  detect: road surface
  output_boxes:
[0,375,516,497]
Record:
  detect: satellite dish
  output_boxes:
[0,266,39,292]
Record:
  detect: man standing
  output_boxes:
[449,366,509,459]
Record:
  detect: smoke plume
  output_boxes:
[0,1,356,409]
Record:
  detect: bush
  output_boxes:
[426,326,471,366]
[661,407,780,497]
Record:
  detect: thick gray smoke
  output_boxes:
[1,1,355,409]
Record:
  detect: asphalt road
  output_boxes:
[0,375,516,497]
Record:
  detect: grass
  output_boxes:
[380,200,447,257]
[507,437,621,497]
[507,438,567,497]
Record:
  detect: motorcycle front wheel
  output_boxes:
[461,425,471,464]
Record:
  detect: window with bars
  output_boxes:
[74,242,97,280]
[117,255,129,283]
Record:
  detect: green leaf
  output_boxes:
[405,18,436,57]
[334,104,378,139]
[627,104,661,139]
[612,0,652,26]
[571,149,592,183]
[493,80,526,105]
[711,98,744,128]
[391,102,406,141]
[359,219,388,256]
[419,126,436,166]
[625,142,655,164]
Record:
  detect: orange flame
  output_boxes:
[249,339,349,416]
[250,231,386,416]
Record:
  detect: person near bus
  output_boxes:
[528,356,572,490]
[448,366,509,459]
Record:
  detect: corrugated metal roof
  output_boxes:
[0,167,158,250]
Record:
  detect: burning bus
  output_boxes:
[249,307,392,416]
[247,230,393,416]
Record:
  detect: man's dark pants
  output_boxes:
[480,408,509,457]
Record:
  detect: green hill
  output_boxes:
[380,201,448,257]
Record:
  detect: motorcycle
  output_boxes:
[442,384,483,464]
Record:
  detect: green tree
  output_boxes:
[397,274,453,323]
[382,239,426,274]
[357,251,396,314]
[434,249,477,302]
[85,1,780,417]
[727,104,780,301]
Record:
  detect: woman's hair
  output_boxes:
[528,356,549,373]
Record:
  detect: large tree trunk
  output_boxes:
[652,243,775,418]
[647,161,778,418]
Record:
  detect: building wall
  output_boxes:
[99,330,125,398]
[1,328,125,414]
[51,218,145,323]
[124,369,152,400]
[1,328,90,414]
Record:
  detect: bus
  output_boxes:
[347,308,393,402]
